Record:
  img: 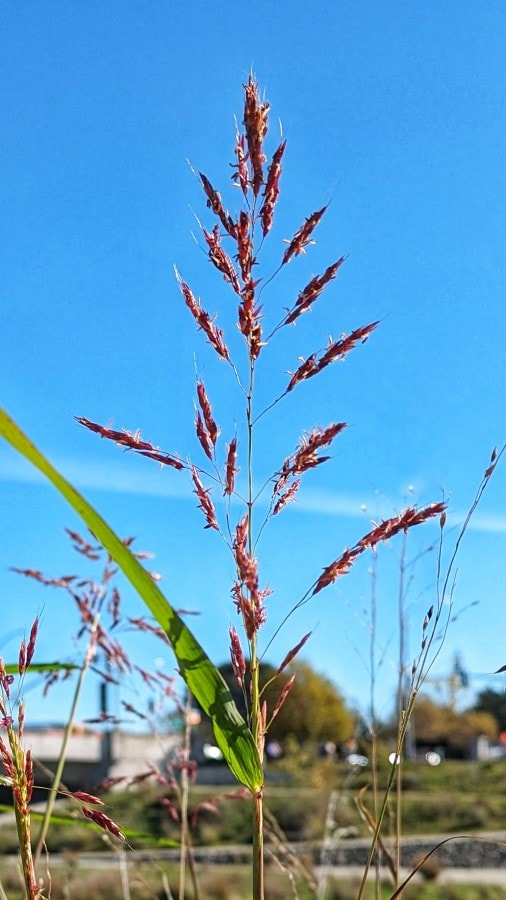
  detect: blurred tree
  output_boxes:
[217,659,355,747]
[413,694,497,757]
[472,688,506,732]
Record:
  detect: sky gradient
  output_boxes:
[2,2,506,733]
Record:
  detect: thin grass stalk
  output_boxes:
[119,847,132,900]
[178,692,201,900]
[316,789,337,900]
[356,481,489,899]
[367,552,381,898]
[394,533,408,891]
[252,784,264,900]
[246,359,265,900]
[34,611,100,869]
[13,790,39,899]
[356,700,412,900]
[250,629,264,899]
[178,710,188,900]
[161,872,174,900]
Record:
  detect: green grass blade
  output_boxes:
[4,662,80,674]
[0,409,263,792]
[0,805,180,846]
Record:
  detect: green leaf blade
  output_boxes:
[0,409,263,793]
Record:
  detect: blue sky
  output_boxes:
[2,2,506,733]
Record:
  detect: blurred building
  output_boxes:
[21,725,181,793]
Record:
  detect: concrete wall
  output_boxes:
[22,727,181,792]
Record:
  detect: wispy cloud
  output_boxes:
[446,511,506,535]
[0,451,190,500]
[3,451,506,534]
[0,451,387,517]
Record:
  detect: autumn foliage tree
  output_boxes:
[413,694,498,758]
[214,660,355,747]
[472,688,506,733]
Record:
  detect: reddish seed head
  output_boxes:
[160,796,180,822]
[313,547,360,595]
[276,633,312,675]
[233,518,258,594]
[243,75,269,197]
[286,354,318,393]
[129,616,167,641]
[237,283,264,359]
[25,749,34,804]
[72,790,104,806]
[291,423,347,474]
[231,582,268,640]
[273,425,347,506]
[11,567,77,588]
[273,479,301,516]
[198,171,237,238]
[191,800,221,827]
[313,502,446,596]
[316,321,379,372]
[196,380,219,446]
[203,225,242,295]
[18,640,27,677]
[229,626,246,687]
[195,411,214,461]
[0,661,14,700]
[422,605,434,631]
[231,128,249,196]
[81,806,126,841]
[285,257,346,326]
[175,267,231,362]
[286,322,379,394]
[235,210,254,283]
[107,587,121,628]
[191,467,219,531]
[260,140,286,237]
[18,700,25,740]
[271,674,296,721]
[76,417,185,471]
[282,205,328,266]
[358,503,447,550]
[65,528,101,559]
[26,618,39,668]
[224,437,239,496]
[0,736,14,777]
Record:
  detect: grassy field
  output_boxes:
[105,759,506,847]
[1,759,506,897]
[1,760,506,855]
[1,858,506,899]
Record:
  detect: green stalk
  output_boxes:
[356,692,416,900]
[368,554,381,898]
[33,612,100,868]
[178,692,200,900]
[13,802,40,900]
[119,847,132,900]
[5,719,43,899]
[250,633,264,900]
[395,535,408,889]
[246,359,264,900]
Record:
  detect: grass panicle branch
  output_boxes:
[76,416,185,470]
